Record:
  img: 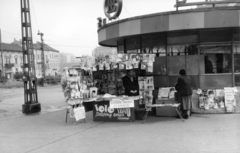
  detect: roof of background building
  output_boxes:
[34,42,59,52]
[3,39,59,53]
[1,43,22,52]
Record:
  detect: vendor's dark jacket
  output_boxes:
[122,75,139,96]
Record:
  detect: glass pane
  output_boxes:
[125,37,140,51]
[186,55,199,75]
[200,75,232,88]
[167,55,199,75]
[200,44,232,74]
[154,76,167,88]
[235,74,240,86]
[167,44,198,56]
[154,56,167,75]
[142,45,166,56]
[142,34,165,47]
[167,56,185,75]
[169,75,198,89]
[117,39,124,53]
[234,44,240,73]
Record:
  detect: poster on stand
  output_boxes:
[146,77,154,90]
[158,88,170,98]
[224,92,235,113]
[73,107,86,121]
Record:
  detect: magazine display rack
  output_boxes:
[62,69,87,123]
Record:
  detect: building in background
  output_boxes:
[59,52,80,72]
[34,42,60,77]
[77,55,94,70]
[92,46,117,64]
[0,39,60,79]
[0,42,22,79]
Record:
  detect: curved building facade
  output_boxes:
[98,6,240,113]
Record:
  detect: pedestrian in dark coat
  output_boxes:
[175,69,193,119]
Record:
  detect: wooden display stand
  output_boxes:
[141,98,185,123]
[156,99,179,117]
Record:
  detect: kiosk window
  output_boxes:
[200,45,232,74]
[167,44,198,56]
[142,45,166,56]
[234,44,240,73]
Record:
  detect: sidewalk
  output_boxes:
[0,110,239,153]
[0,87,240,153]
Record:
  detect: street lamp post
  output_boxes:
[37,31,45,86]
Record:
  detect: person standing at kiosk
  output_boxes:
[122,70,139,96]
[175,69,193,119]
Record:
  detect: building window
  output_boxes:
[234,44,240,86]
[4,55,11,64]
[234,44,240,73]
[20,56,23,64]
[14,55,18,64]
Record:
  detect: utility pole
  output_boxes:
[0,29,4,77]
[37,31,45,86]
[21,0,41,114]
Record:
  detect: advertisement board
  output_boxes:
[93,101,135,122]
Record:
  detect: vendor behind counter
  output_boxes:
[122,70,139,96]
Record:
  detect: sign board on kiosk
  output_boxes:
[93,101,135,122]
[109,99,134,108]
[104,0,122,20]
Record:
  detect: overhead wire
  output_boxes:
[29,0,39,31]
[40,0,57,35]
[1,34,95,48]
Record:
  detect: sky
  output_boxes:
[0,0,201,56]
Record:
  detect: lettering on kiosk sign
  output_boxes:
[94,104,131,119]
[109,99,134,108]
[104,0,122,20]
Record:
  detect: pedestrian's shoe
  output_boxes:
[183,115,189,119]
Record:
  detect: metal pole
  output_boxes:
[21,0,41,114]
[0,29,4,77]
[37,31,45,86]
